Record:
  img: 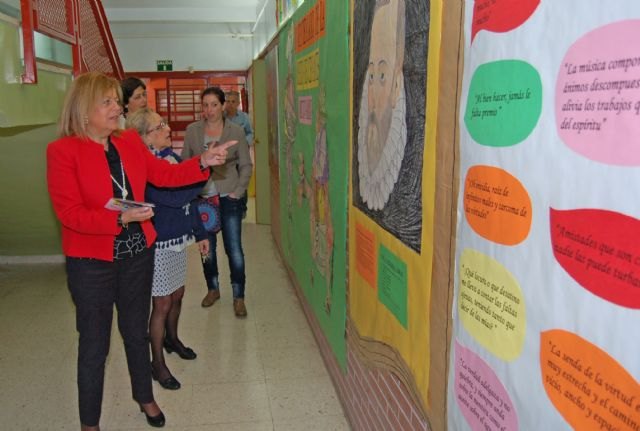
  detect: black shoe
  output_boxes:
[151,364,181,390]
[164,338,197,360]
[139,405,165,428]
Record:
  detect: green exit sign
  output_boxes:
[157,60,173,71]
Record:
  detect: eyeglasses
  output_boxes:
[146,121,167,134]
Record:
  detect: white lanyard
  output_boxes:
[110,160,128,199]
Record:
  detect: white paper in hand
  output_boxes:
[104,198,155,212]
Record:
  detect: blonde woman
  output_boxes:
[47,72,233,430]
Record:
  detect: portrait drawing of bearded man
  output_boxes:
[357,0,407,212]
[353,0,428,252]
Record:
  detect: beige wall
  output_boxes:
[0,124,62,255]
[0,18,70,256]
[250,59,272,225]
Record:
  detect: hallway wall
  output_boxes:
[0,18,71,128]
[0,15,71,257]
[0,124,63,256]
[268,1,640,431]
[274,0,349,368]
[250,59,272,225]
[261,0,444,429]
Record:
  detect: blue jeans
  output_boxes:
[202,195,246,298]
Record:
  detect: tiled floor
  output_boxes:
[0,222,350,430]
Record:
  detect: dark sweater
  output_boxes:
[145,149,207,249]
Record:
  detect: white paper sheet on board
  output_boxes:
[448,2,640,430]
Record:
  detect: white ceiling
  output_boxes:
[103,0,267,71]
[1,0,264,37]
[0,0,273,71]
[103,0,263,38]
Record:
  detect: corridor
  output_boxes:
[0,223,349,430]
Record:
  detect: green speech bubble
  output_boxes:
[464,60,542,147]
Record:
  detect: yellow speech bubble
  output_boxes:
[458,248,526,361]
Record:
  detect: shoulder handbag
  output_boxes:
[197,195,221,233]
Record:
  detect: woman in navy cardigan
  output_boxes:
[47,72,234,431]
[127,108,207,391]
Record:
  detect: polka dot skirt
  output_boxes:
[152,247,187,297]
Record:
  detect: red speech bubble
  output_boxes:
[471,0,540,42]
[550,208,640,308]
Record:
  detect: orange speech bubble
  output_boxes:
[463,165,532,245]
[540,330,640,431]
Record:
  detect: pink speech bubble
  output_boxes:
[454,341,518,431]
[556,20,640,166]
[471,0,540,42]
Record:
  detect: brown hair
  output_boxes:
[201,86,225,104]
[58,72,122,138]
[120,76,146,114]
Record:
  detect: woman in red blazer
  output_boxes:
[47,72,234,431]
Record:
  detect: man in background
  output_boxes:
[225,90,253,217]
[225,90,254,148]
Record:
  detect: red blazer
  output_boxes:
[47,129,209,261]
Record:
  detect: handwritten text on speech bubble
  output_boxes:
[471,0,540,42]
[465,60,542,147]
[464,165,532,245]
[541,330,640,431]
[556,20,640,165]
[550,208,640,309]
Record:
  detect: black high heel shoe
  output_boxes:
[163,338,197,360]
[151,363,181,390]
[139,404,165,428]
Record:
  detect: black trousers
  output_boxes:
[66,247,154,426]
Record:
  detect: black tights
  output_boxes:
[149,286,185,380]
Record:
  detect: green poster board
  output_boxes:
[378,245,408,329]
[277,0,348,369]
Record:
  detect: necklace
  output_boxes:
[110,160,128,199]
